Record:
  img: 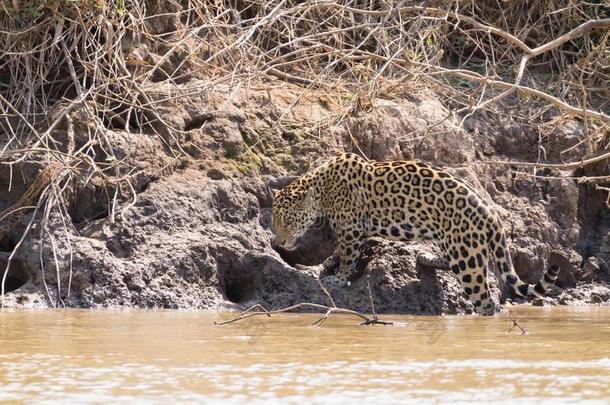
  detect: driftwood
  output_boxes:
[214,270,535,338]
[508,317,528,335]
[215,276,393,327]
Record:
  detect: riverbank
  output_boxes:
[2,78,609,313]
[1,2,609,313]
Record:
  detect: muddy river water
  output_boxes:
[0,306,609,404]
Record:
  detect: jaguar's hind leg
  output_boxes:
[449,256,496,315]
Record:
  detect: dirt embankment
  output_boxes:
[1,76,609,314]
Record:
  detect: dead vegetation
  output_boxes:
[215,277,393,326]
[1,0,609,306]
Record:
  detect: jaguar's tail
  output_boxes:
[492,232,559,298]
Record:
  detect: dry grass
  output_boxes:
[0,0,609,306]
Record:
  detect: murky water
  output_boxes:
[1,306,609,404]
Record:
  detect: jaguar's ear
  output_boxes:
[299,188,315,208]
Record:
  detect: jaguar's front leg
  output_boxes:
[322,248,340,271]
[321,229,364,288]
[416,252,451,271]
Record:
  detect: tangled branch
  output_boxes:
[215,278,392,327]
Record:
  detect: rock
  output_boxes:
[492,118,537,158]
[546,178,580,244]
[549,250,580,287]
[556,284,610,306]
[543,121,588,161]
[599,258,610,283]
[532,297,544,306]
[582,256,601,282]
[346,95,474,163]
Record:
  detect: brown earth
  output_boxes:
[1,78,609,314]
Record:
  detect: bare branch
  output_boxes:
[215,279,392,327]
[485,149,610,170]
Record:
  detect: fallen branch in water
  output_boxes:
[359,274,392,326]
[507,317,528,335]
[214,278,392,327]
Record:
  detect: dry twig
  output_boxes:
[508,317,528,335]
[215,277,392,327]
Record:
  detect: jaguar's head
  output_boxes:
[271,183,318,251]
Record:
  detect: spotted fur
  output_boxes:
[271,153,559,315]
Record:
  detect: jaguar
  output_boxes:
[271,153,559,315]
